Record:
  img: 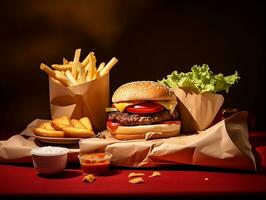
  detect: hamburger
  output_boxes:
[106,81,181,140]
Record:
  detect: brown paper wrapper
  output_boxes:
[0,112,255,170]
[80,111,256,170]
[49,73,109,132]
[0,135,37,163]
[173,87,224,132]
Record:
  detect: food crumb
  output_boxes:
[129,177,144,184]
[149,171,161,177]
[82,174,96,183]
[128,172,145,178]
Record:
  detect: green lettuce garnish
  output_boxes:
[159,64,240,93]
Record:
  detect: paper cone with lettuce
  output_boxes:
[160,64,240,132]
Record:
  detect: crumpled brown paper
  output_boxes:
[0,112,255,170]
[172,87,224,132]
[80,111,256,170]
[0,135,37,163]
[49,73,109,132]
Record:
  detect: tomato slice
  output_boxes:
[106,120,120,132]
[125,101,164,114]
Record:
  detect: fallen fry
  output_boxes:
[82,174,96,183]
[128,172,145,178]
[100,57,118,76]
[129,177,144,184]
[149,171,161,177]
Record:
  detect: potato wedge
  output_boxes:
[38,121,54,130]
[33,128,64,137]
[71,119,86,129]
[79,117,93,131]
[51,116,71,131]
[62,127,94,138]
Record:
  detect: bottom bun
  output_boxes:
[107,121,181,140]
[111,130,180,140]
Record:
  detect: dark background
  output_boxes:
[1,0,265,134]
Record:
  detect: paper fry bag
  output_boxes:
[49,73,109,132]
[172,87,224,132]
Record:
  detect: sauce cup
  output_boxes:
[31,146,69,176]
[78,152,112,176]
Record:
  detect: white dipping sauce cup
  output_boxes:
[31,146,69,176]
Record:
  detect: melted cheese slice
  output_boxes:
[113,100,177,114]
[113,101,143,112]
[154,100,177,114]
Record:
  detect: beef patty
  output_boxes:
[108,108,179,126]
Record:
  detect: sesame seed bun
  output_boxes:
[112,81,176,103]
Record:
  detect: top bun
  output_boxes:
[112,81,176,103]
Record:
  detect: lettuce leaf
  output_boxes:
[159,64,240,93]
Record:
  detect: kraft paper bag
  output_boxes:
[49,73,109,132]
[80,111,256,170]
[172,87,224,132]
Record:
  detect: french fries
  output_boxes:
[65,70,77,86]
[40,63,73,87]
[33,116,95,138]
[40,49,118,87]
[99,57,118,77]
[51,64,72,71]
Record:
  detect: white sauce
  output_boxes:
[31,146,69,156]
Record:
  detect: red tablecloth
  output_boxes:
[1,131,266,198]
